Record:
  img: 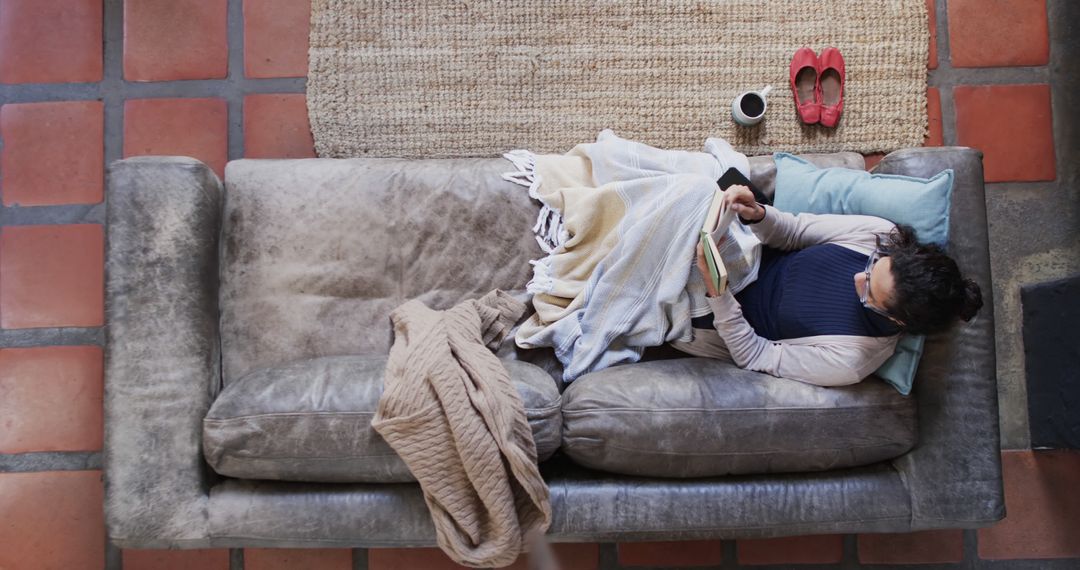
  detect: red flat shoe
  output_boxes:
[789,47,820,124]
[819,47,845,128]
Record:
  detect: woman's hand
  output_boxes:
[723,185,765,223]
[695,242,720,298]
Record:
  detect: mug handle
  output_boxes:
[760,85,772,97]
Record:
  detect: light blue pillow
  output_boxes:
[771,152,955,396]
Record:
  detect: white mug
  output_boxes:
[731,85,772,127]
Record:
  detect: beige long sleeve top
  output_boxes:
[669,205,902,387]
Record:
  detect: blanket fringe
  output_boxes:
[525,258,555,294]
[502,150,567,255]
[504,150,569,294]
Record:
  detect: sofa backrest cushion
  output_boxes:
[219,153,865,385]
[202,355,562,483]
[219,158,543,384]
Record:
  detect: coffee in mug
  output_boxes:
[731,85,772,127]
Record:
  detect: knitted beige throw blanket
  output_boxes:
[372,289,552,568]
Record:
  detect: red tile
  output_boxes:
[503,543,600,570]
[0,346,103,453]
[0,471,104,570]
[925,87,943,147]
[948,0,1049,67]
[617,540,723,567]
[124,0,228,81]
[244,94,316,158]
[737,534,844,565]
[124,549,230,570]
[124,98,229,178]
[245,548,352,569]
[1,101,104,206]
[0,224,104,329]
[0,0,102,84]
[857,530,964,564]
[954,84,1055,182]
[863,153,885,171]
[978,450,1080,559]
[244,0,311,78]
[368,548,469,570]
[926,0,938,69]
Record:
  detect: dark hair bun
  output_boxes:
[958,278,983,321]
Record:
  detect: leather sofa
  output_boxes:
[103,147,1005,549]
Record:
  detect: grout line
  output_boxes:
[0,327,105,347]
[101,0,123,381]
[105,539,122,570]
[963,529,979,570]
[843,533,858,567]
[230,548,244,570]
[935,0,951,69]
[939,83,957,147]
[0,78,306,102]
[0,451,103,472]
[722,538,737,567]
[598,542,620,569]
[930,0,957,149]
[0,84,103,104]
[1047,0,1075,187]
[228,0,246,162]
[352,548,368,570]
[103,0,124,168]
[0,203,106,226]
[929,67,1051,87]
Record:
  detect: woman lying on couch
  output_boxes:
[669,184,983,387]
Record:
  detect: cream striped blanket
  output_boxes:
[503,129,761,383]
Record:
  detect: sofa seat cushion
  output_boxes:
[561,358,917,478]
[203,355,562,483]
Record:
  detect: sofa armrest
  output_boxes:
[104,157,224,548]
[875,147,1006,529]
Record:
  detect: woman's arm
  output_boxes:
[722,186,895,253]
[705,290,898,386]
[750,205,896,253]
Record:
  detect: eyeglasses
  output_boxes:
[860,249,901,324]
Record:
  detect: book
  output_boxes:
[700,187,736,295]
[700,168,765,295]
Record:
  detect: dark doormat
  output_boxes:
[1023,273,1080,449]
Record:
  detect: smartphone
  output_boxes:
[716,167,771,206]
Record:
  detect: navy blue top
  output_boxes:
[692,244,900,339]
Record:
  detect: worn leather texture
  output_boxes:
[104,148,1003,549]
[104,157,222,548]
[561,358,916,477]
[203,355,562,482]
[218,158,543,386]
[206,455,912,546]
[875,148,1006,529]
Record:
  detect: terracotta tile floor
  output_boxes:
[1,1,1077,569]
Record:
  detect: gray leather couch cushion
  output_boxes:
[561,358,917,478]
[202,355,561,483]
[218,158,543,386]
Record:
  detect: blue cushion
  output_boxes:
[771,152,955,396]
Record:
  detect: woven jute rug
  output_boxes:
[307,0,929,158]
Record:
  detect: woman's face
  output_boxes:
[854,256,899,317]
